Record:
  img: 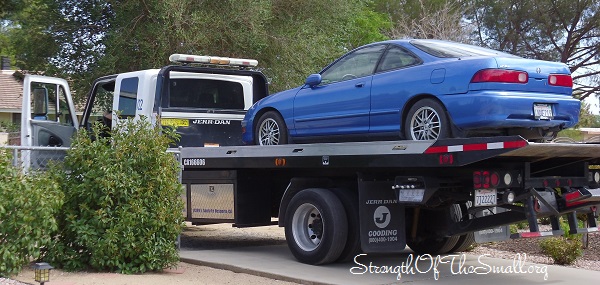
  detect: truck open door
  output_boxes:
[21,75,78,168]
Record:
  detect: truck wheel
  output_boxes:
[330,188,361,262]
[406,206,459,254]
[449,203,475,252]
[404,98,450,140]
[285,188,348,265]
[407,233,460,255]
[255,111,288,145]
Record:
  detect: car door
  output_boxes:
[370,45,426,135]
[21,75,78,169]
[292,44,387,138]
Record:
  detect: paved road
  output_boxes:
[179,225,600,285]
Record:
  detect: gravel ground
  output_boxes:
[471,230,600,271]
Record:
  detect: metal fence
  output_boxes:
[1,145,183,176]
[0,145,69,172]
[167,147,183,183]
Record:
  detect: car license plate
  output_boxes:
[534,103,553,120]
[474,189,497,206]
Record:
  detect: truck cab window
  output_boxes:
[118,77,139,117]
[31,83,73,126]
[169,79,244,110]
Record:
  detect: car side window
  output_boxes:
[321,45,386,85]
[377,45,421,72]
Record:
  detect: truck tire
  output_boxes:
[285,188,348,265]
[255,111,288,145]
[330,188,361,262]
[406,206,460,254]
[404,98,450,140]
[449,203,475,252]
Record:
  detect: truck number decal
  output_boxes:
[183,158,206,166]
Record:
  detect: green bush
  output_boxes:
[0,150,63,277]
[539,236,582,265]
[509,221,529,234]
[45,118,184,273]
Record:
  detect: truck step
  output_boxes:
[584,188,600,201]
[510,230,564,239]
[565,188,600,207]
[570,227,598,234]
[511,201,599,239]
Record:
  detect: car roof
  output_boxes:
[372,39,518,58]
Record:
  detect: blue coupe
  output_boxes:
[242,39,580,145]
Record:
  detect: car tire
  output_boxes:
[255,111,288,145]
[404,98,450,140]
[285,188,348,265]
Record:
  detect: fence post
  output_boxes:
[12,148,18,167]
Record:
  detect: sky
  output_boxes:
[585,96,599,115]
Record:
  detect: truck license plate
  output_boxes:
[534,103,553,120]
[398,189,425,202]
[474,189,497,206]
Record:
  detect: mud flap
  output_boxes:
[473,207,510,243]
[358,180,406,253]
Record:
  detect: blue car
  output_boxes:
[242,39,580,145]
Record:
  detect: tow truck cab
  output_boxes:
[21,54,268,148]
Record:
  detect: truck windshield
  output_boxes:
[169,78,245,110]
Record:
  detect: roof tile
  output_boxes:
[0,71,23,110]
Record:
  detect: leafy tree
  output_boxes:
[259,0,391,91]
[380,0,473,42]
[468,0,600,101]
[577,102,600,128]
[5,0,391,97]
[4,0,112,107]
[0,0,23,59]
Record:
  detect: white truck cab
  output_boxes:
[21,54,269,149]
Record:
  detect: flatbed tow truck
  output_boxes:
[179,135,600,264]
[19,54,600,265]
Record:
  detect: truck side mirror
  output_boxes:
[32,87,49,120]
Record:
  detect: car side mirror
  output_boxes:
[305,74,322,87]
[32,87,49,119]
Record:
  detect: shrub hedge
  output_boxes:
[0,150,63,277]
[44,118,184,273]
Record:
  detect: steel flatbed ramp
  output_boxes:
[179,136,600,170]
[178,136,594,169]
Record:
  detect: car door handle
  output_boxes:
[355,82,365,88]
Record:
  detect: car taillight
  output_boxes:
[548,74,573,87]
[471,69,528,84]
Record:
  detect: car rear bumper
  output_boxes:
[441,91,580,130]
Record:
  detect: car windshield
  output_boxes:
[410,40,519,58]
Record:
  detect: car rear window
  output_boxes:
[410,40,518,58]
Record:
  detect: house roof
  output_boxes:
[0,70,22,111]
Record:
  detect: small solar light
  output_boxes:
[32,262,53,285]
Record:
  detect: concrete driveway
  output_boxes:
[179,224,600,284]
